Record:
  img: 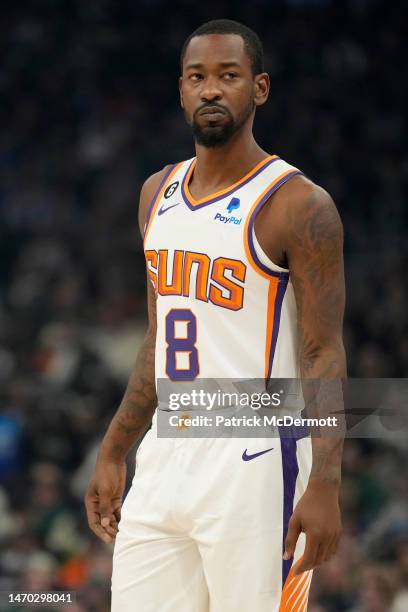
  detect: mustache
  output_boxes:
[194,103,230,117]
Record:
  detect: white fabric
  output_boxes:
[144,156,301,380]
[112,429,312,611]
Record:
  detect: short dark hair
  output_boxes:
[180,19,264,76]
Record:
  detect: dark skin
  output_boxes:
[85,33,346,576]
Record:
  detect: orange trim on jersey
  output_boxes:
[183,251,211,301]
[279,557,313,611]
[158,250,184,295]
[143,162,183,244]
[209,257,246,311]
[244,169,299,280]
[145,249,158,293]
[183,155,278,207]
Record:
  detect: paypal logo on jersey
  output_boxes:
[214,197,242,225]
[227,197,240,213]
[214,213,242,225]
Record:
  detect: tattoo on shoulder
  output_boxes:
[287,187,343,264]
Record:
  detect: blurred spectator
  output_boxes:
[348,564,397,612]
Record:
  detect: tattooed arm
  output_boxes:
[84,167,169,544]
[276,177,346,574]
[288,180,346,477]
[97,277,157,464]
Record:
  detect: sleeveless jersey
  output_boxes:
[143,155,302,383]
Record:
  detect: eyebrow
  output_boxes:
[185,61,241,70]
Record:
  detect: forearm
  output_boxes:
[301,345,347,488]
[98,329,157,463]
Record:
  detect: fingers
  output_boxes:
[294,530,320,575]
[99,490,114,524]
[85,491,120,544]
[101,516,119,539]
[99,488,121,535]
[316,530,342,566]
[86,499,115,544]
[314,540,329,567]
[328,531,342,558]
[113,507,121,523]
[91,519,116,544]
[294,529,341,575]
[283,516,301,561]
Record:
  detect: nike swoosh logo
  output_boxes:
[158,202,179,216]
[242,447,274,461]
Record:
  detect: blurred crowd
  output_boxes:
[0,0,407,610]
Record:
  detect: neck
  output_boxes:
[193,124,268,189]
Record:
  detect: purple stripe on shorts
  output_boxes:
[279,433,299,587]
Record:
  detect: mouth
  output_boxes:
[198,106,227,118]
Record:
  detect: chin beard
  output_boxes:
[188,100,255,149]
[192,122,235,148]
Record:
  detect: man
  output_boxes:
[85,19,346,611]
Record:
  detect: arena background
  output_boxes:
[0,1,407,610]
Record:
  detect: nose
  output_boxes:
[200,75,222,103]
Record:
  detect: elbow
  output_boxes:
[300,341,347,378]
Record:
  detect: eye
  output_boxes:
[223,72,238,80]
[190,73,203,81]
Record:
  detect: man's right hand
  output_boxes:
[85,459,127,544]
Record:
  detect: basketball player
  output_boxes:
[85,19,346,611]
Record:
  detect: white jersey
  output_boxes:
[143,154,302,382]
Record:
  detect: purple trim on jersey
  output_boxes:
[181,156,280,211]
[143,164,177,236]
[266,276,289,382]
[247,170,303,279]
[279,433,299,587]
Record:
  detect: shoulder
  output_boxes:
[275,173,339,216]
[138,164,174,235]
[272,174,343,247]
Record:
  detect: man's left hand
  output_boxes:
[283,479,342,575]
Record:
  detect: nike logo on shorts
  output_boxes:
[158,203,179,216]
[242,447,274,461]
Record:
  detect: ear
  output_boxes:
[179,76,184,109]
[254,73,270,107]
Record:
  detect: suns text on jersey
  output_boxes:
[145,249,246,311]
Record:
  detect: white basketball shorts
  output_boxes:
[111,419,313,611]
